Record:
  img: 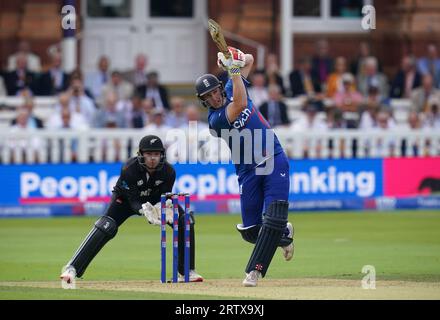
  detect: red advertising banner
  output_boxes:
[384,157,440,197]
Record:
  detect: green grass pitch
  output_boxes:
[1,210,440,299]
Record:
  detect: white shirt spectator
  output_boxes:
[291,113,328,132]
[68,95,96,126]
[46,110,89,130]
[8,52,41,73]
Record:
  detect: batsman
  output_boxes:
[60,135,203,285]
[195,21,294,287]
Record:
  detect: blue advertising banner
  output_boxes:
[1,158,436,217]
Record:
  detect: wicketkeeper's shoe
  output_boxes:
[60,265,76,285]
[242,270,261,287]
[178,270,204,282]
[281,222,294,261]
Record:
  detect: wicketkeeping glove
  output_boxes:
[141,199,173,226]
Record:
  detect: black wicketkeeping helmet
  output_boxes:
[137,135,166,170]
[195,74,225,108]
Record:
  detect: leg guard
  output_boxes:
[68,216,118,278]
[237,223,293,247]
[178,210,195,275]
[245,200,288,277]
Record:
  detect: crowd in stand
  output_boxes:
[1,40,439,160]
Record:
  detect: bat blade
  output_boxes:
[208,18,231,59]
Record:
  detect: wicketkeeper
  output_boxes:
[60,135,203,285]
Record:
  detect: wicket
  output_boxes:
[160,192,191,283]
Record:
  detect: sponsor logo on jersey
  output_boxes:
[232,108,252,129]
[140,189,151,197]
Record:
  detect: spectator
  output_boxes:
[166,96,188,128]
[259,85,290,127]
[411,74,440,113]
[350,41,382,76]
[127,95,148,128]
[0,75,6,97]
[406,111,422,130]
[183,104,208,130]
[47,107,89,130]
[47,107,89,162]
[4,53,37,95]
[365,83,390,107]
[289,56,321,98]
[264,53,286,95]
[359,102,381,130]
[142,98,155,126]
[38,52,70,95]
[400,111,426,156]
[144,109,171,140]
[10,98,43,128]
[369,109,397,156]
[85,55,111,101]
[291,99,328,158]
[180,104,212,162]
[326,107,347,129]
[326,57,353,98]
[7,107,45,162]
[69,68,95,100]
[137,71,170,110]
[47,93,89,130]
[291,99,328,132]
[375,109,396,130]
[248,71,269,109]
[333,73,363,113]
[7,41,41,73]
[417,43,440,88]
[123,53,148,87]
[67,77,96,126]
[423,100,440,129]
[93,91,127,128]
[312,39,333,88]
[100,71,134,106]
[390,55,422,98]
[357,56,389,98]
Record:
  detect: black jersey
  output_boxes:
[112,157,176,214]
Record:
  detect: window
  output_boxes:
[150,0,193,18]
[331,0,363,18]
[293,0,321,17]
[87,0,131,18]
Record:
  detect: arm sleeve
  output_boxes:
[161,167,176,194]
[120,169,144,214]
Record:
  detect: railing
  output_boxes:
[1,128,439,165]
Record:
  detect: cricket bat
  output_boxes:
[208,18,231,59]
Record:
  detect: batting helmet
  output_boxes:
[137,135,166,170]
[195,74,225,108]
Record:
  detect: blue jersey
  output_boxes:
[208,77,285,176]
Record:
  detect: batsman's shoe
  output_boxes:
[242,270,261,287]
[281,222,294,261]
[60,265,76,284]
[178,270,204,283]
